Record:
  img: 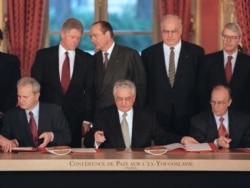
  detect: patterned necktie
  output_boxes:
[225,56,233,83]
[121,112,130,148]
[218,117,228,137]
[61,51,70,94]
[103,52,109,70]
[169,47,175,87]
[29,111,39,147]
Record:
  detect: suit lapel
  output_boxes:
[50,46,64,94]
[130,108,142,147]
[174,42,191,85]
[218,51,229,84]
[100,45,120,95]
[228,110,236,138]
[18,108,33,143]
[207,111,220,138]
[107,107,126,148]
[156,43,171,87]
[69,50,81,91]
[94,52,104,94]
[38,103,47,134]
[51,46,61,88]
[230,52,244,84]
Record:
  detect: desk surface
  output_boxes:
[1,148,250,171]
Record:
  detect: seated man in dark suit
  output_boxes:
[0,29,21,128]
[190,85,250,149]
[0,77,71,152]
[84,79,197,149]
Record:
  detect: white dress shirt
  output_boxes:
[223,50,237,72]
[163,40,181,76]
[59,44,75,81]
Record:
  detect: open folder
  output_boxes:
[144,143,217,155]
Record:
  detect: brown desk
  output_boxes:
[0,149,250,187]
[0,149,250,171]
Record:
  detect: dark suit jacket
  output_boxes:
[190,110,250,148]
[0,52,21,113]
[1,102,71,147]
[94,44,146,110]
[84,105,181,148]
[31,45,95,147]
[141,41,205,135]
[198,51,250,113]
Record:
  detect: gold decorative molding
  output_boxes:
[219,0,236,48]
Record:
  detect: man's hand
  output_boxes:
[217,136,232,149]
[0,136,18,153]
[94,131,106,146]
[181,136,199,145]
[38,132,53,148]
[82,122,90,136]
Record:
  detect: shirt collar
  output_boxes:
[26,102,40,117]
[103,42,115,55]
[213,110,229,121]
[118,108,133,118]
[163,40,181,51]
[223,50,238,61]
[59,44,75,57]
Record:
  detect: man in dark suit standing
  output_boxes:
[141,14,205,136]
[1,77,71,152]
[31,18,95,147]
[190,85,250,149]
[89,21,146,110]
[84,79,197,149]
[198,22,250,113]
[0,29,21,128]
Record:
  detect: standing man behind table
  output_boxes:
[84,79,197,149]
[89,21,146,110]
[0,29,21,129]
[198,23,250,113]
[141,14,205,136]
[1,77,71,152]
[190,85,250,149]
[31,18,95,147]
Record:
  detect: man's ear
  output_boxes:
[228,99,232,107]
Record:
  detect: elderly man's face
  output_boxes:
[17,84,40,110]
[210,87,231,117]
[114,87,135,112]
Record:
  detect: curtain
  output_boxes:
[235,0,250,55]
[7,0,47,76]
[158,0,191,41]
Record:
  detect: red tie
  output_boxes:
[61,52,70,94]
[218,117,228,137]
[225,56,233,83]
[29,111,39,147]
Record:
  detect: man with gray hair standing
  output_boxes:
[198,22,250,114]
[141,14,205,137]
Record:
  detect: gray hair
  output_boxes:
[160,14,183,29]
[113,79,136,96]
[222,23,242,37]
[17,77,40,93]
[62,18,84,33]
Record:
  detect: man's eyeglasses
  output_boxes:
[210,101,227,106]
[115,97,133,102]
[162,29,179,35]
[221,35,238,41]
